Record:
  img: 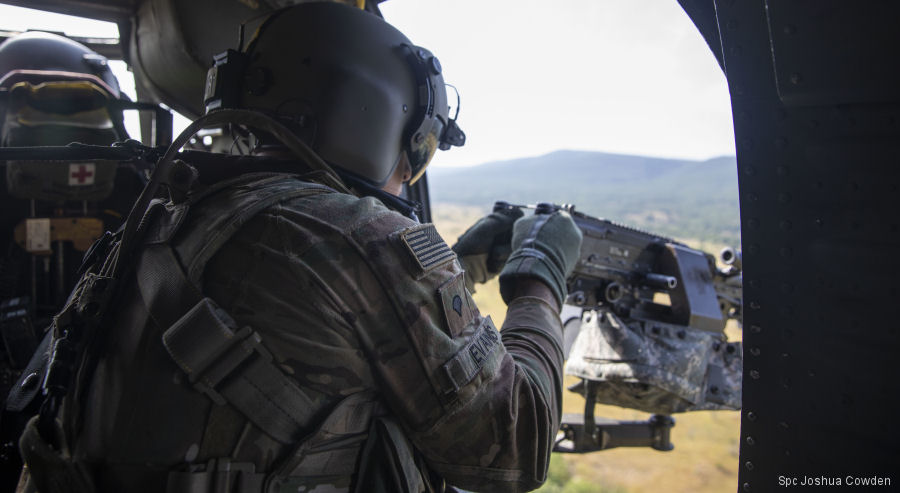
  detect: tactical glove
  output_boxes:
[452,205,524,292]
[498,210,583,308]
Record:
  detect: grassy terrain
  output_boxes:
[432,204,742,493]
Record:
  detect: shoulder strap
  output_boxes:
[136,175,332,444]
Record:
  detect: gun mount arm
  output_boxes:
[553,380,675,453]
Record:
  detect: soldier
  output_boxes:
[0,31,144,490]
[17,3,582,492]
[0,30,140,345]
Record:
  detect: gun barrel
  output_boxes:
[643,273,677,290]
[720,247,742,271]
[604,282,624,303]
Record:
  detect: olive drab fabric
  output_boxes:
[56,170,565,493]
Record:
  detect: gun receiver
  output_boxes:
[494,201,742,333]
[495,201,744,454]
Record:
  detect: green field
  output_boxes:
[432,204,743,493]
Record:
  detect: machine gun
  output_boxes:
[492,201,743,454]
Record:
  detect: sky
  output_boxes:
[0,1,736,167]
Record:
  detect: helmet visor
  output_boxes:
[407,116,444,185]
[7,80,113,115]
[2,81,118,145]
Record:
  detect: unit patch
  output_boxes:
[398,223,456,276]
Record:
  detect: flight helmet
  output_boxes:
[0,31,127,146]
[203,1,465,187]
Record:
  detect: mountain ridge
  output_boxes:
[427,150,740,245]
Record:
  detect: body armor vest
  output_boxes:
[22,171,428,493]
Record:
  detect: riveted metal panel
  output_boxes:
[709,0,900,490]
[766,1,900,107]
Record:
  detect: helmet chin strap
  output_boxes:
[115,108,349,279]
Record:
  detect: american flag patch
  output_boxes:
[399,224,456,274]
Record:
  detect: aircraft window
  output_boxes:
[380,0,736,168]
[381,3,743,492]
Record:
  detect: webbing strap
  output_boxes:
[380,418,423,493]
[350,416,425,493]
[136,244,201,328]
[163,298,315,444]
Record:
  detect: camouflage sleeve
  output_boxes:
[344,205,565,493]
[445,294,564,492]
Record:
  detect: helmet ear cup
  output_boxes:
[402,46,466,184]
[402,46,443,184]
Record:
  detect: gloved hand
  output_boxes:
[452,204,524,292]
[498,209,583,308]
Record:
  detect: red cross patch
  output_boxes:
[69,163,96,186]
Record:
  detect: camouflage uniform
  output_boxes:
[565,309,742,414]
[64,171,564,493]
